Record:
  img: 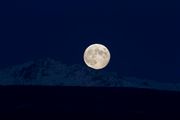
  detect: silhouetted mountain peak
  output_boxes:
[10,58,58,80]
[0,58,121,86]
[0,57,180,91]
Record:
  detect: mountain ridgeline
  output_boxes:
[0,58,179,91]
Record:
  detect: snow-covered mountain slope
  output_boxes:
[0,58,179,91]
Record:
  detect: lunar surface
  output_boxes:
[83,44,111,70]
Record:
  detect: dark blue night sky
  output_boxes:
[0,0,179,82]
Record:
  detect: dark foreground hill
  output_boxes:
[0,86,180,118]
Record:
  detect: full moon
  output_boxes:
[83,44,111,70]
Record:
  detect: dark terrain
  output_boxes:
[0,86,180,118]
